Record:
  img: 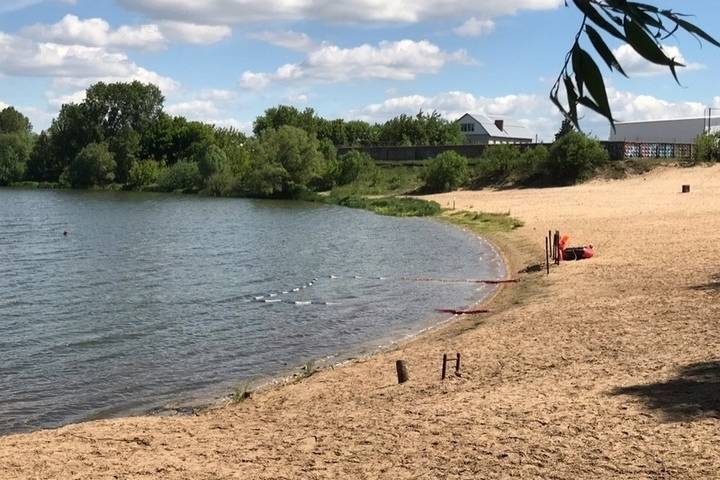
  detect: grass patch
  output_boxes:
[327,194,441,217]
[442,210,524,234]
[231,383,252,403]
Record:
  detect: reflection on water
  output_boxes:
[0,189,503,434]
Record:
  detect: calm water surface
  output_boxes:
[0,189,504,434]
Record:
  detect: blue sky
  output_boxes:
[0,0,718,140]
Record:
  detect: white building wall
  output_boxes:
[609,117,720,144]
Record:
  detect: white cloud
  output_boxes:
[21,15,230,50]
[198,89,237,101]
[166,99,219,117]
[240,39,470,89]
[47,89,86,107]
[247,30,317,52]
[348,88,717,142]
[0,100,8,110]
[118,0,562,24]
[22,15,166,51]
[454,17,495,37]
[0,31,179,94]
[612,44,704,77]
[158,21,231,45]
[0,0,75,14]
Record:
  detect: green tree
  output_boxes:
[197,144,228,179]
[157,160,201,192]
[0,107,32,134]
[336,150,374,185]
[26,131,53,181]
[128,159,163,188]
[68,142,117,188]
[246,125,324,196]
[0,143,24,185]
[47,103,102,179]
[694,133,720,162]
[545,132,608,184]
[421,151,469,193]
[253,105,320,137]
[84,81,164,138]
[108,127,140,184]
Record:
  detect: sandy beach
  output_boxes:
[2,164,720,479]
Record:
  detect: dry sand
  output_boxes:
[2,165,720,479]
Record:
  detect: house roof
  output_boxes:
[458,113,534,140]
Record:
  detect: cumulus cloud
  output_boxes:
[47,89,86,107]
[166,99,219,117]
[0,100,8,110]
[454,17,495,37]
[612,44,704,77]
[240,39,470,89]
[348,88,716,142]
[21,15,230,50]
[117,0,562,24]
[0,0,75,14]
[158,21,231,45]
[22,15,165,51]
[0,31,179,94]
[247,30,317,52]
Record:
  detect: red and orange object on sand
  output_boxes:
[558,234,594,261]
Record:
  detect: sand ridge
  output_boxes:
[2,165,720,478]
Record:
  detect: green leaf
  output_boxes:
[573,47,614,126]
[572,0,625,40]
[585,25,628,77]
[577,96,615,132]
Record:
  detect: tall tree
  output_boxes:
[0,107,32,135]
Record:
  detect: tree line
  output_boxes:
[0,81,465,196]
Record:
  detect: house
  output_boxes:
[455,113,534,145]
[609,116,720,144]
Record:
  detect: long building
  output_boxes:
[609,116,720,144]
[455,113,534,145]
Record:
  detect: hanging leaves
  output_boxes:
[552,1,719,132]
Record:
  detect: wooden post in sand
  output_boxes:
[545,236,550,275]
[455,353,461,376]
[441,354,447,380]
[682,185,690,193]
[396,360,409,384]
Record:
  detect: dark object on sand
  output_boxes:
[441,353,461,380]
[396,360,409,384]
[682,184,690,193]
[436,308,489,315]
[519,263,543,274]
[562,246,594,261]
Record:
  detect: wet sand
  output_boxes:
[2,165,720,478]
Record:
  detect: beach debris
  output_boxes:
[441,353,461,380]
[682,184,691,193]
[435,308,489,315]
[519,263,543,274]
[396,360,409,384]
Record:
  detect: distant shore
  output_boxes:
[3,165,720,478]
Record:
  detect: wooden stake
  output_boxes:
[545,236,550,275]
[682,185,690,193]
[441,354,447,380]
[396,360,409,384]
[455,353,461,376]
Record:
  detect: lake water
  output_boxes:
[0,189,504,435]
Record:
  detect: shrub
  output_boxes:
[197,144,228,179]
[128,159,163,188]
[544,132,609,184]
[336,150,375,185]
[157,160,201,192]
[695,133,720,162]
[68,142,116,188]
[332,195,442,217]
[475,145,523,184]
[204,170,238,197]
[421,151,469,193]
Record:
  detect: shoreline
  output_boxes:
[5,165,719,478]
[0,204,510,437]
[105,219,514,427]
